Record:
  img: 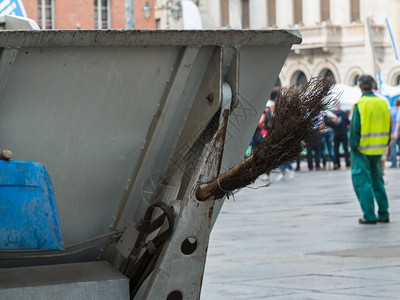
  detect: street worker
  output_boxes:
[349,74,391,224]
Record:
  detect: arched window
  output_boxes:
[353,74,360,86]
[291,71,308,87]
[396,75,400,86]
[296,72,307,86]
[38,0,54,29]
[94,0,110,29]
[319,69,336,83]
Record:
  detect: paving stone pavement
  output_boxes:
[201,162,400,299]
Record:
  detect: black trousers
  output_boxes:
[334,134,350,167]
[307,137,322,170]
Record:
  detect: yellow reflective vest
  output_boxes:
[356,95,390,155]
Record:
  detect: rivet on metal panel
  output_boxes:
[170,200,182,217]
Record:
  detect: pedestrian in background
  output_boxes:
[321,111,338,169]
[260,92,277,181]
[332,104,351,169]
[306,121,323,171]
[390,98,400,167]
[350,75,391,224]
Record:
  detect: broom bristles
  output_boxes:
[196,77,337,201]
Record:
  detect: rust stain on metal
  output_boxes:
[199,272,204,285]
[208,207,213,219]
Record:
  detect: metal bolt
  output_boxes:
[206,93,214,102]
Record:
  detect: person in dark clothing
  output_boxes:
[250,127,263,149]
[321,112,338,169]
[306,134,323,170]
[332,104,351,169]
[306,120,323,171]
[260,104,273,138]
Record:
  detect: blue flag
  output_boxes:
[0,0,27,18]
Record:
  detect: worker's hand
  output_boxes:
[394,132,399,141]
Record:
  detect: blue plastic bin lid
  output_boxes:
[0,160,64,250]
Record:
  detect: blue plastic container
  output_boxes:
[0,161,64,250]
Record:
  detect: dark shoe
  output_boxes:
[359,217,377,225]
[376,218,390,223]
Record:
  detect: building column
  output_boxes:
[361,0,389,25]
[364,16,375,76]
[330,0,350,24]
[249,0,266,29]
[302,0,321,26]
[390,0,400,41]
[276,0,293,28]
[229,0,242,28]
[203,0,221,28]
[390,0,400,61]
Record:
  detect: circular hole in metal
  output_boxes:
[167,290,183,300]
[181,237,197,255]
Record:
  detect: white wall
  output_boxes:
[390,0,400,56]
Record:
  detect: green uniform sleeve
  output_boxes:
[349,104,361,152]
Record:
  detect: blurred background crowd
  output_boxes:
[248,80,400,183]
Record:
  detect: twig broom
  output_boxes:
[196,77,337,201]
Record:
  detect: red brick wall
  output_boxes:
[18,0,156,29]
[111,0,156,29]
[23,0,38,21]
[134,0,156,29]
[110,0,125,29]
[55,0,94,29]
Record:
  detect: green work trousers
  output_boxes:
[351,150,389,222]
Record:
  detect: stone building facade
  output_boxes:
[197,0,400,88]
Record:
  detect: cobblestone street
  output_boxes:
[201,163,400,299]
